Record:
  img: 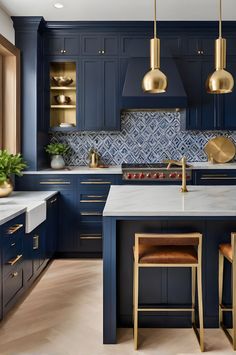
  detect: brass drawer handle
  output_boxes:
[80,234,102,240]
[201,174,228,178]
[40,181,71,185]
[201,177,236,180]
[11,242,16,247]
[50,197,58,204]
[80,200,106,203]
[11,272,19,278]
[33,235,39,250]
[8,254,23,266]
[7,224,24,235]
[80,212,103,216]
[87,195,106,198]
[80,181,111,185]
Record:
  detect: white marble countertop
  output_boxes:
[0,205,26,226]
[103,185,236,217]
[21,162,236,174]
[0,191,58,228]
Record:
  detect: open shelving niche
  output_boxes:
[49,62,77,130]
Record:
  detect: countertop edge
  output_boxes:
[0,207,26,226]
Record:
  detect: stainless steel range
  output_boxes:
[122,162,192,182]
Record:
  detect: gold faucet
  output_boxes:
[163,157,189,193]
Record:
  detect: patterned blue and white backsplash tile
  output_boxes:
[50,111,236,166]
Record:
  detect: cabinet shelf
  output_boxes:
[50,86,76,91]
[50,105,76,109]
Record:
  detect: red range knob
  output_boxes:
[177,173,182,179]
[153,173,159,179]
[159,173,165,179]
[139,173,145,179]
[134,174,139,179]
[146,173,151,178]
[169,173,176,178]
[127,173,132,179]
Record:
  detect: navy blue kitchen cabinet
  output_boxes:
[46,195,59,260]
[1,214,25,317]
[15,175,76,255]
[81,58,120,131]
[81,34,119,56]
[194,169,236,185]
[44,35,80,56]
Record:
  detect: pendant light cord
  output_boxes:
[154,0,157,38]
[219,0,222,38]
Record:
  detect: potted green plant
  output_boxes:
[45,143,69,169]
[0,150,27,197]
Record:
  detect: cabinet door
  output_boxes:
[81,35,101,55]
[24,233,33,283]
[46,196,59,259]
[161,37,181,57]
[102,36,119,55]
[183,37,214,56]
[81,59,102,130]
[45,36,64,55]
[58,191,76,252]
[64,37,80,55]
[121,35,150,57]
[103,59,120,130]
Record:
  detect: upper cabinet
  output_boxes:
[81,34,119,56]
[44,35,80,56]
[182,37,215,56]
[121,35,150,57]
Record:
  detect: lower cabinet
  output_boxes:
[194,170,236,185]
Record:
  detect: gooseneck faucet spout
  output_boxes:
[180,156,188,193]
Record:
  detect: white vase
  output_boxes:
[51,155,65,169]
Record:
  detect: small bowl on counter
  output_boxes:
[51,76,73,87]
[54,95,71,105]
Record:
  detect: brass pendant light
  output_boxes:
[142,0,167,93]
[206,0,234,94]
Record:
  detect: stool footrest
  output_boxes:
[138,304,195,312]
[220,304,233,312]
[220,322,234,345]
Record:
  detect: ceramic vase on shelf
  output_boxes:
[50,155,65,170]
[0,179,13,197]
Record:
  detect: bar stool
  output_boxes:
[133,232,204,351]
[219,233,236,350]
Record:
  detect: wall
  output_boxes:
[0,7,14,44]
[51,111,236,166]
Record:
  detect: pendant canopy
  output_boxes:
[206,0,234,94]
[142,0,167,94]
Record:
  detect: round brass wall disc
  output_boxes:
[204,136,236,163]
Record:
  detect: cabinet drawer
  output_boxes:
[2,215,24,239]
[79,193,107,203]
[3,253,23,278]
[195,170,236,185]
[16,175,75,191]
[3,236,23,264]
[3,265,24,307]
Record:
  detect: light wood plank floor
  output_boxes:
[0,259,235,355]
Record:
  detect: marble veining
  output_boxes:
[51,111,236,166]
[103,185,236,217]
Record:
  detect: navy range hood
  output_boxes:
[122,57,187,109]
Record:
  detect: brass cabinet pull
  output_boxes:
[87,195,105,198]
[201,174,228,178]
[8,254,22,266]
[50,197,58,204]
[7,224,24,235]
[11,242,16,247]
[201,177,236,180]
[80,212,103,216]
[80,234,102,240]
[80,200,106,203]
[80,181,111,185]
[33,235,39,250]
[11,272,19,278]
[40,181,71,185]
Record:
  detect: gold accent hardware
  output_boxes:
[101,50,105,54]
[80,180,111,185]
[80,234,102,240]
[98,50,101,54]
[33,235,39,250]
[60,49,64,53]
[142,0,167,94]
[80,200,106,203]
[133,233,204,351]
[201,177,236,180]
[50,197,58,204]
[204,136,236,163]
[0,179,13,197]
[8,254,22,266]
[206,0,234,94]
[11,272,18,278]
[180,157,188,193]
[39,181,71,185]
[80,212,102,216]
[86,195,105,198]
[11,243,16,247]
[7,224,24,235]
[88,148,100,168]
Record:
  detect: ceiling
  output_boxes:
[0,0,236,21]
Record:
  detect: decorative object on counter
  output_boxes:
[51,76,73,87]
[0,150,27,197]
[142,0,167,94]
[45,143,69,169]
[59,123,75,128]
[54,95,71,105]
[88,148,100,168]
[206,0,234,94]
[204,136,236,163]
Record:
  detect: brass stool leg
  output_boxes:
[134,262,139,350]
[232,258,236,350]
[218,251,224,327]
[197,262,204,352]
[192,267,196,324]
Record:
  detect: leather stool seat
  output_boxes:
[138,244,198,264]
[219,243,232,261]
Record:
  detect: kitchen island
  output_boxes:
[103,185,236,344]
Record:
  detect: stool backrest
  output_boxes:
[137,233,201,247]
